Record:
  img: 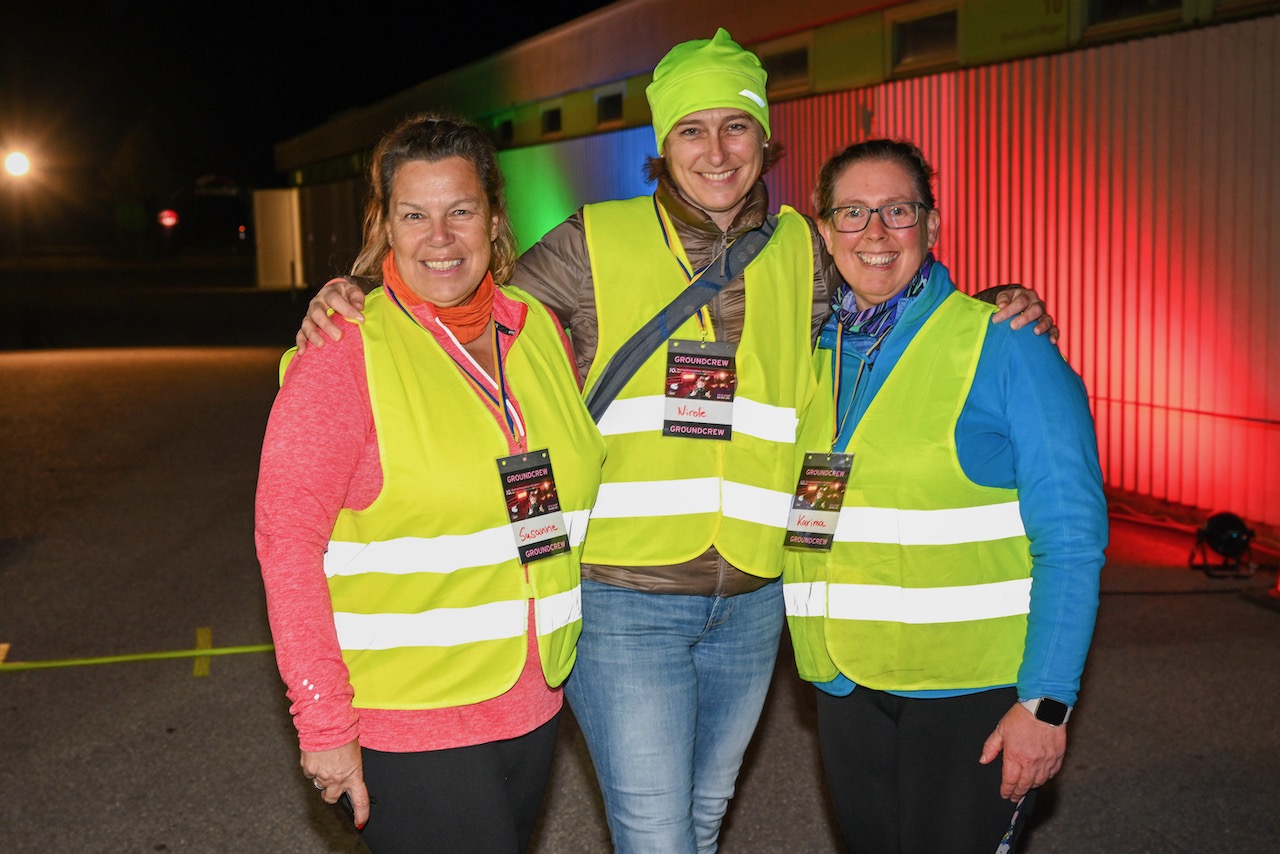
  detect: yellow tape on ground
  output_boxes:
[193,627,213,677]
[0,643,274,672]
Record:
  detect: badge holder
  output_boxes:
[496,449,570,563]
[784,452,853,550]
[662,339,738,441]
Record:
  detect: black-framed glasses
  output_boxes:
[823,201,928,233]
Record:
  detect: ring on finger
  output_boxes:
[314,779,324,790]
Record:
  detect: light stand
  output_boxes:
[1189,512,1256,579]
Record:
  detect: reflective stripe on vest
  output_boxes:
[590,479,791,527]
[580,197,816,574]
[784,578,1031,623]
[326,286,604,710]
[333,586,583,649]
[597,394,798,443]
[325,509,592,576]
[831,501,1025,545]
[783,290,1032,691]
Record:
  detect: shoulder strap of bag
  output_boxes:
[584,214,778,423]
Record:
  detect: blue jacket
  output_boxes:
[816,262,1107,705]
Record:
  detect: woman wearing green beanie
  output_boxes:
[295,28,1052,853]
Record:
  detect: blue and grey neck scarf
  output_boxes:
[830,253,935,339]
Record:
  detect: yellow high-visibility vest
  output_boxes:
[320,286,604,709]
[785,292,1033,690]
[581,196,818,576]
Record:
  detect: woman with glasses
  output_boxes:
[291,34,1057,851]
[783,139,1107,854]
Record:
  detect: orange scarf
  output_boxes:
[381,254,495,343]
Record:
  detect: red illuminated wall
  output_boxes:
[766,14,1280,527]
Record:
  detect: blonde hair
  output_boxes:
[351,113,518,283]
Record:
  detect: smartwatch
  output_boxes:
[1020,697,1072,726]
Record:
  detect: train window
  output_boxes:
[596,92,624,126]
[1088,0,1181,23]
[892,10,958,73]
[541,108,562,136]
[761,47,810,95]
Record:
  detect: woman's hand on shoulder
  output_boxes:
[988,285,1059,343]
[301,739,371,829]
[296,278,369,355]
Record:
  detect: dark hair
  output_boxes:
[352,113,518,282]
[812,139,936,217]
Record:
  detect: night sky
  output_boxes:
[2,0,609,245]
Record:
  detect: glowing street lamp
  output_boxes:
[4,151,30,178]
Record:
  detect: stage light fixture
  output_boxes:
[1189,512,1255,578]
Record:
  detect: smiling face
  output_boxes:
[663,108,765,230]
[383,156,498,306]
[818,158,940,310]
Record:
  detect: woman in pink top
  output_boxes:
[255,114,603,852]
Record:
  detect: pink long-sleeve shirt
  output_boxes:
[255,289,574,753]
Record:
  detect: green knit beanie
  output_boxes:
[646,28,771,154]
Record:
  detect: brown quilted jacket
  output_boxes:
[509,173,838,596]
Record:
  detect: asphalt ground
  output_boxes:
[2,294,1279,852]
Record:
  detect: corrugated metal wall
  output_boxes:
[500,127,656,254]
[300,13,1278,527]
[767,14,1280,526]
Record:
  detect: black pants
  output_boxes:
[358,712,560,853]
[817,686,1033,854]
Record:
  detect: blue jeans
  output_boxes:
[564,578,784,854]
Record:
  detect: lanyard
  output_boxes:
[386,286,524,446]
[831,321,890,450]
[653,195,723,340]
